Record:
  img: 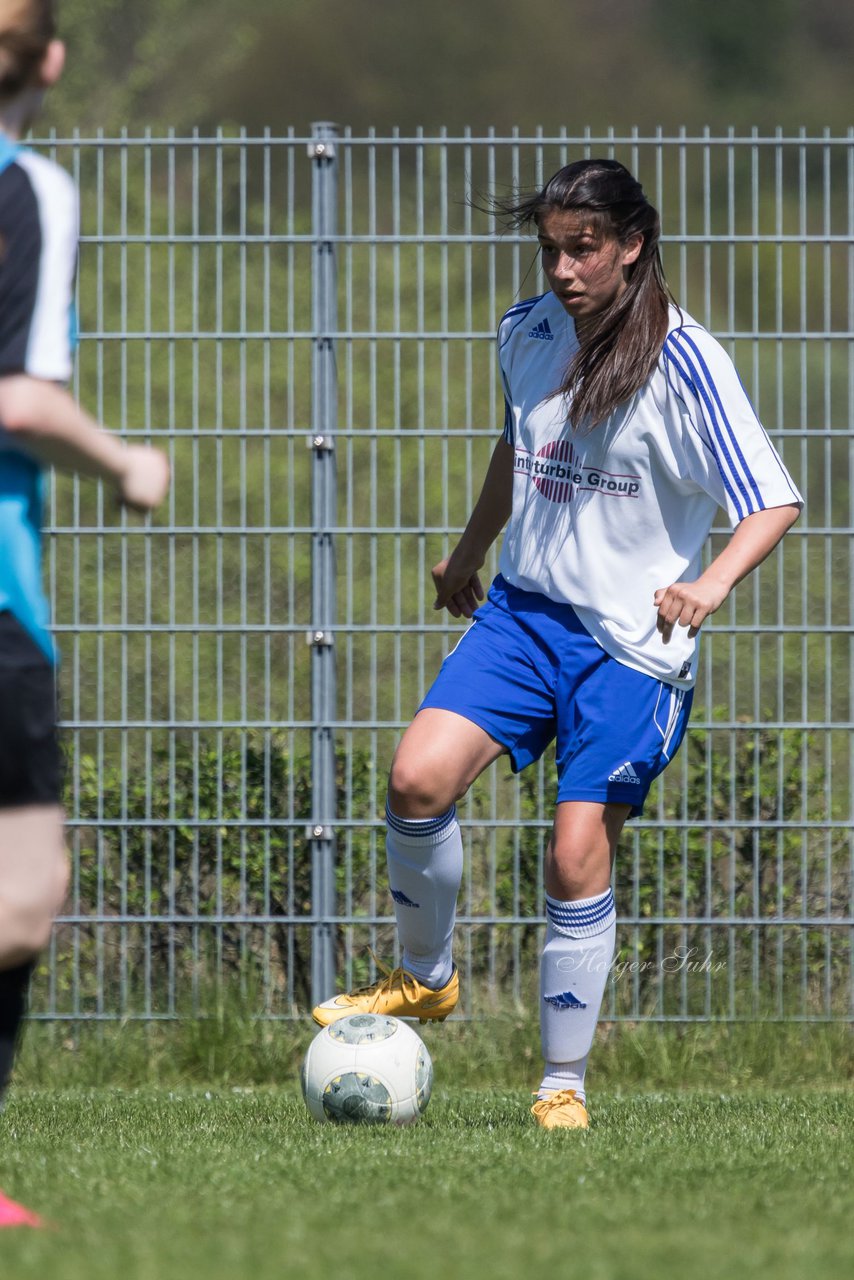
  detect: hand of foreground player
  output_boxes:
[0,377,170,512]
[654,505,801,643]
[117,445,171,512]
[432,553,485,619]
[653,575,730,644]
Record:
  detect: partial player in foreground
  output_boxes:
[0,0,170,1159]
[313,158,801,1128]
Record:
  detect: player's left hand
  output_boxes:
[653,578,730,644]
[118,444,171,512]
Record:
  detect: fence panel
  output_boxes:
[30,128,854,1022]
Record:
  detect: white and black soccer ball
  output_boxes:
[301,1013,433,1126]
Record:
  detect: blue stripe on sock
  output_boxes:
[547,890,613,907]
[385,802,457,839]
[546,891,616,938]
[546,891,615,927]
[547,908,614,927]
[547,889,614,912]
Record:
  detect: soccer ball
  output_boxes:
[301,1013,433,1126]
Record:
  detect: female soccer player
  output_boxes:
[313,159,802,1128]
[0,0,169,1139]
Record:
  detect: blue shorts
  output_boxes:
[420,576,692,817]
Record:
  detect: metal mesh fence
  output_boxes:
[31,126,854,1022]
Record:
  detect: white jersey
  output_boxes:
[498,294,802,689]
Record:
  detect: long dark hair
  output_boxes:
[492,159,674,430]
[0,1,56,104]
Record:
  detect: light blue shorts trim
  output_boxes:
[419,576,693,818]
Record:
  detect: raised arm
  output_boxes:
[432,437,514,618]
[0,374,170,512]
[654,503,800,644]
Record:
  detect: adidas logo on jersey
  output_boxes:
[528,318,554,341]
[608,762,641,786]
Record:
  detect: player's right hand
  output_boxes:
[432,555,485,619]
[118,445,171,512]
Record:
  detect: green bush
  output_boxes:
[36,719,850,1021]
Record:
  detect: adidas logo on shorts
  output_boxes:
[608,761,641,786]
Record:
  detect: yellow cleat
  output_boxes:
[312,960,459,1027]
[531,1088,589,1130]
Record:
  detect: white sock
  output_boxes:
[385,801,462,989]
[539,888,617,1105]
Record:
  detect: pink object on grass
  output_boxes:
[0,1189,44,1228]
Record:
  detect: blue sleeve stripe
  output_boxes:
[663,337,745,520]
[499,295,549,442]
[503,395,513,443]
[498,295,546,350]
[676,329,765,510]
[733,371,803,505]
[663,349,719,463]
[665,334,753,517]
[502,293,546,319]
[753,432,802,503]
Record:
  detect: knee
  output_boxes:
[0,904,54,967]
[546,840,608,901]
[388,752,460,819]
[0,850,69,967]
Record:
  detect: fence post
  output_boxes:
[308,122,339,1009]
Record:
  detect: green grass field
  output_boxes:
[1,1085,852,1280]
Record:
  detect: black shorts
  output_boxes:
[0,611,62,808]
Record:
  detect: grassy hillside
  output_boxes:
[45,0,854,137]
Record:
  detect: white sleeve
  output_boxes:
[497,309,516,444]
[663,325,802,526]
[496,296,544,445]
[16,152,78,383]
[500,357,513,443]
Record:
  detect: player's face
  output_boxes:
[537,208,643,329]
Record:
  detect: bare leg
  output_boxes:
[388,708,507,817]
[384,708,506,986]
[0,805,68,970]
[312,709,507,1019]
[0,805,68,1101]
[545,800,630,900]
